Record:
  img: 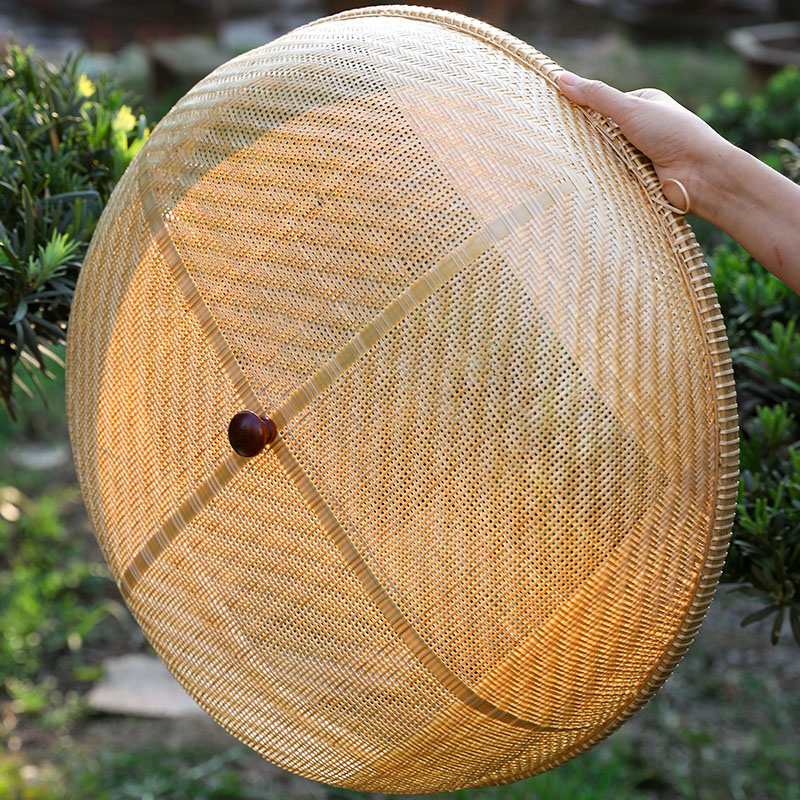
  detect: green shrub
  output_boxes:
[709,246,800,645]
[699,66,800,155]
[0,747,258,800]
[700,69,800,644]
[0,486,124,696]
[63,747,256,800]
[0,45,149,418]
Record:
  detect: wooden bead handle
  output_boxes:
[228,411,277,457]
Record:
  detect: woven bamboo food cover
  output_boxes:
[66,5,739,792]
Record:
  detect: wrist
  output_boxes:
[687,138,800,294]
[685,138,743,227]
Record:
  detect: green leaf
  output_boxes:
[771,606,786,645]
[21,183,35,259]
[44,188,101,204]
[30,317,67,341]
[9,298,27,325]
[0,238,21,270]
[740,604,779,627]
[780,376,800,394]
[19,316,45,370]
[29,230,80,286]
[790,605,800,646]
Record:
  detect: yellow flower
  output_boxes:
[77,73,95,98]
[112,104,136,134]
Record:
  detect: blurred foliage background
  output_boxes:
[1,1,799,798]
[0,46,148,418]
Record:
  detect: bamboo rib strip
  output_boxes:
[122,190,564,597]
[271,193,560,429]
[270,435,573,732]
[138,167,264,415]
[119,452,246,599]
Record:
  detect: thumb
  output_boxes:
[558,71,633,122]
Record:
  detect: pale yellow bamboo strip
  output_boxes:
[271,192,564,430]
[119,452,246,599]
[138,167,264,415]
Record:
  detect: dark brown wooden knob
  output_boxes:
[228,411,277,457]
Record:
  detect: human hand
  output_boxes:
[557,71,732,218]
[557,70,800,296]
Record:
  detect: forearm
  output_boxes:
[693,141,800,295]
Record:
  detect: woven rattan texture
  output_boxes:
[67,5,739,792]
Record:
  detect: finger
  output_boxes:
[558,71,634,122]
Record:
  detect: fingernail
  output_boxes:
[559,71,579,87]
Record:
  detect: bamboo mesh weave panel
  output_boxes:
[66,5,739,793]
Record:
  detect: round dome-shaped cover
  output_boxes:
[67,5,739,793]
